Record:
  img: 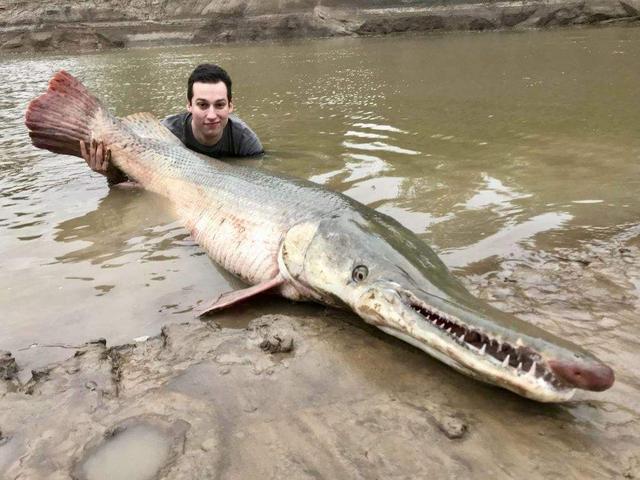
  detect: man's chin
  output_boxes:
[196,126,223,144]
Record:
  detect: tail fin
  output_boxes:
[25,70,102,157]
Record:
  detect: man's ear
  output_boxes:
[187,101,193,113]
[229,100,234,114]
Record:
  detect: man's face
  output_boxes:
[187,81,234,145]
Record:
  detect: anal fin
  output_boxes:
[195,275,284,317]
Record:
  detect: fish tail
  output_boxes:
[24,70,102,157]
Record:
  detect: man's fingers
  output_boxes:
[87,140,96,170]
[100,143,111,172]
[81,139,111,176]
[82,140,99,171]
[88,139,97,170]
[79,140,88,161]
[95,142,104,171]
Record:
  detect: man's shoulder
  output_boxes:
[161,111,189,126]
[228,114,255,138]
[229,114,263,156]
[161,112,189,142]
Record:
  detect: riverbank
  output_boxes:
[1,0,639,53]
[1,234,638,478]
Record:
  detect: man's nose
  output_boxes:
[205,106,217,118]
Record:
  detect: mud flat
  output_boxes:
[1,231,639,479]
[1,0,639,53]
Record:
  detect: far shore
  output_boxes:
[1,1,639,54]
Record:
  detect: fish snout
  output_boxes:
[548,359,615,392]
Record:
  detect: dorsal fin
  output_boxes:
[122,112,182,145]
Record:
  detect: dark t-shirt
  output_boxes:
[161,112,263,157]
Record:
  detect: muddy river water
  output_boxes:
[1,26,639,478]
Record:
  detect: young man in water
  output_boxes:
[80,63,263,185]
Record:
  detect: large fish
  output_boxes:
[25,71,614,402]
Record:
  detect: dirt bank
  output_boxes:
[1,231,638,479]
[1,0,639,53]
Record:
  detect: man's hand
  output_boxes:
[79,139,128,186]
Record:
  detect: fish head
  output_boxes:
[279,214,614,402]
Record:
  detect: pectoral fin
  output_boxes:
[195,275,285,317]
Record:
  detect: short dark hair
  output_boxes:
[187,64,233,104]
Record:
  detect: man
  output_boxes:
[80,64,263,186]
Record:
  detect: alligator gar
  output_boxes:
[25,71,614,402]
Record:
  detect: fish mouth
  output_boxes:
[357,286,614,402]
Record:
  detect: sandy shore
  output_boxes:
[1,233,638,479]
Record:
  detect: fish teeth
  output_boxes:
[446,327,452,334]
[502,355,510,368]
[458,332,465,342]
[528,362,537,377]
[517,362,523,374]
[479,344,486,355]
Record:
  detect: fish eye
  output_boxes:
[352,265,369,283]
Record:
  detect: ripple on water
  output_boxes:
[309,153,391,185]
[344,176,404,205]
[342,140,420,155]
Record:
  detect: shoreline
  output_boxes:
[1,2,639,54]
[1,234,638,477]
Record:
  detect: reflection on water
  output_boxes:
[344,130,388,139]
[309,153,390,184]
[441,212,573,268]
[344,176,404,205]
[462,173,531,214]
[0,27,639,381]
[52,188,185,266]
[342,140,420,155]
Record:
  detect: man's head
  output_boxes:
[187,64,234,146]
[187,64,233,104]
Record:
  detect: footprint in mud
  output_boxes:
[72,416,189,480]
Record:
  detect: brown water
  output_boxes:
[1,25,638,399]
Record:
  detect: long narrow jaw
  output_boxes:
[357,286,614,402]
[278,217,614,403]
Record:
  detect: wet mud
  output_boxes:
[1,230,638,479]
